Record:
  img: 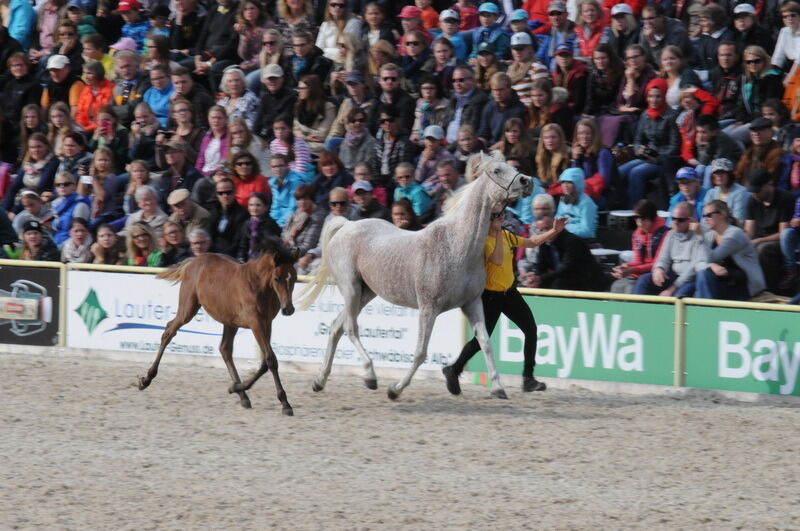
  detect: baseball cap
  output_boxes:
[22,220,44,234]
[439,9,460,21]
[555,43,573,55]
[675,167,698,181]
[477,41,496,54]
[746,168,773,193]
[510,32,533,47]
[345,71,364,84]
[262,64,284,79]
[352,181,374,193]
[110,37,137,52]
[733,3,756,15]
[547,1,567,13]
[165,138,187,152]
[66,0,83,10]
[46,55,70,70]
[510,8,529,21]
[611,3,633,16]
[116,0,140,11]
[709,158,734,174]
[399,5,422,18]
[478,2,500,14]
[423,125,445,140]
[749,116,773,131]
[167,188,191,205]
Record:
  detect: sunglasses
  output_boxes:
[490,211,505,219]
[330,2,344,7]
[379,118,395,124]
[548,11,564,15]
[702,211,720,219]
[381,76,398,81]
[672,217,690,223]
[329,200,347,207]
[235,161,253,166]
[745,59,763,65]
[406,41,421,46]
[262,41,276,46]
[216,189,234,195]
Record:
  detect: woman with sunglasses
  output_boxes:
[724,46,783,144]
[693,199,766,300]
[51,172,91,246]
[329,33,365,97]
[248,29,289,93]
[126,221,165,267]
[316,0,362,62]
[442,205,567,395]
[339,108,377,173]
[231,151,270,209]
[399,29,432,91]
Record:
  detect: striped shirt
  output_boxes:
[269,137,311,176]
[510,60,550,107]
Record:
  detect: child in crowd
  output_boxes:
[118,0,152,54]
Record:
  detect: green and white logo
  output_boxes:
[74,288,108,334]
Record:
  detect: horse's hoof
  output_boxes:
[311,379,324,392]
[282,406,294,416]
[364,378,378,390]
[489,389,509,400]
[137,377,150,390]
[387,384,400,401]
[240,398,252,409]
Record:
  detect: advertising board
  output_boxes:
[0,264,60,346]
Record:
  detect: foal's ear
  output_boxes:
[290,246,302,262]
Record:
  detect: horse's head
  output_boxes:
[470,152,533,202]
[255,236,299,316]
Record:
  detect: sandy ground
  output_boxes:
[2,352,800,530]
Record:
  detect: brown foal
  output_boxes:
[137,238,299,415]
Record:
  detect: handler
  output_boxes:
[442,205,567,393]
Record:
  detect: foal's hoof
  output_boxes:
[387,384,400,401]
[282,406,294,416]
[137,377,150,390]
[311,379,324,392]
[364,378,378,390]
[489,388,509,400]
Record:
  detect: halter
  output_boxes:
[485,166,523,205]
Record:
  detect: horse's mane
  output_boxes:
[443,152,505,218]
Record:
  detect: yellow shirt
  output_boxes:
[484,230,523,292]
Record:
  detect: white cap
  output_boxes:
[610,3,633,16]
[423,125,445,140]
[510,32,533,47]
[439,8,459,21]
[46,54,70,70]
[733,3,756,15]
[262,64,284,79]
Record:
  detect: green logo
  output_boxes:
[74,288,108,334]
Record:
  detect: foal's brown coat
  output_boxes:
[137,247,298,415]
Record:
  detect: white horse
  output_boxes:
[295,152,533,399]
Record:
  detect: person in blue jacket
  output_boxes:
[468,3,510,61]
[393,162,431,217]
[554,167,598,239]
[7,0,35,51]
[142,65,174,128]
[667,166,708,226]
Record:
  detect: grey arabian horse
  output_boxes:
[295,152,533,399]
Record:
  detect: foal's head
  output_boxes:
[255,236,299,315]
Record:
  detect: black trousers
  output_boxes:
[451,287,538,378]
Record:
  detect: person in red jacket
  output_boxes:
[74,61,114,132]
[231,151,271,209]
[610,199,669,293]
[676,86,720,166]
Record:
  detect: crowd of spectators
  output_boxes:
[1,0,799,302]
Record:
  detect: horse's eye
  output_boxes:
[494,168,500,175]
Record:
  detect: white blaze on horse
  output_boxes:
[295,152,533,399]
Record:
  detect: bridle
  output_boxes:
[485,165,524,204]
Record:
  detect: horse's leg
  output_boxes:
[138,298,200,390]
[344,286,378,390]
[387,306,436,400]
[313,309,345,392]
[219,324,251,409]
[251,323,293,416]
[462,297,507,399]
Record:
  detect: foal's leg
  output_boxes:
[462,297,507,399]
[138,297,200,390]
[252,323,293,416]
[219,324,251,408]
[387,306,436,400]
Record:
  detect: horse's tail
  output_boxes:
[155,258,196,284]
[294,216,348,311]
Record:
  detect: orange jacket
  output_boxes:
[75,79,114,132]
[233,174,271,209]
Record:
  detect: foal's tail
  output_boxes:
[155,258,196,284]
[294,216,348,311]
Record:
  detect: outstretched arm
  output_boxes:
[522,217,567,248]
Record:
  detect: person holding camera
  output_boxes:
[129,102,160,169]
[88,106,131,174]
[617,78,681,208]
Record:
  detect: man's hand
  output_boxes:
[709,263,728,277]
[652,268,666,287]
[659,285,677,297]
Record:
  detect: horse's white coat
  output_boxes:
[296,153,532,397]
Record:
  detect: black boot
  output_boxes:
[522,376,547,392]
[442,365,462,395]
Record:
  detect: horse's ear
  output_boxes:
[290,247,302,262]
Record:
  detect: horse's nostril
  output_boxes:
[519,176,530,186]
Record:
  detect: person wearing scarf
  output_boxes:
[61,220,93,263]
[236,192,280,262]
[617,77,681,207]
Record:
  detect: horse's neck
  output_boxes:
[442,179,493,265]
